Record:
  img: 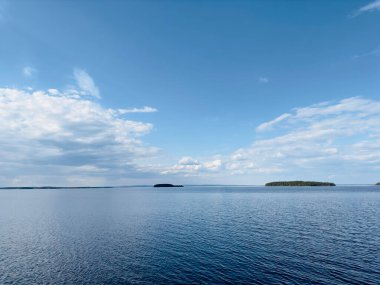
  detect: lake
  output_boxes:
[0,186,379,284]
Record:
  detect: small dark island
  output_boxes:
[154,184,184,188]
[376,182,380,186]
[265,181,336,187]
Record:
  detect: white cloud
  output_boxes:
[358,0,380,13]
[0,87,159,186]
[203,159,222,171]
[22,66,36,78]
[117,106,157,114]
[230,97,380,180]
[352,0,380,17]
[258,77,269,83]
[3,80,380,185]
[73,68,100,99]
[256,113,291,132]
[162,157,201,175]
[178,156,200,165]
[165,97,380,184]
[162,157,222,176]
[48,88,60,95]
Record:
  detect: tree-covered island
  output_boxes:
[265,181,336,186]
[376,182,380,186]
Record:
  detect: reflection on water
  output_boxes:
[0,186,379,284]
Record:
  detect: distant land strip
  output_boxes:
[0,186,114,189]
[265,181,336,186]
[154,184,184,188]
[2,183,380,189]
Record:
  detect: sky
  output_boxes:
[0,0,380,186]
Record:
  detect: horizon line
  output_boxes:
[0,184,379,189]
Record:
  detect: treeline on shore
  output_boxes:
[265,181,336,186]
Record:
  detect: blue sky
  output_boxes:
[0,0,380,186]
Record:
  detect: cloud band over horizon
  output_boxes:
[1,85,380,186]
[163,97,380,184]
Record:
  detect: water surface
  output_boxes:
[0,186,379,284]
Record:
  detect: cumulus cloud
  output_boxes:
[73,68,100,98]
[22,66,36,78]
[166,97,380,183]
[178,157,200,166]
[231,97,380,179]
[162,157,222,176]
[0,87,159,186]
[203,159,222,171]
[3,79,380,185]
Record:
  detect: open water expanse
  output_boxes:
[0,186,379,284]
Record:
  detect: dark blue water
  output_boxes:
[0,186,379,284]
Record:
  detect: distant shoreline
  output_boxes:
[0,184,379,189]
[265,181,336,187]
[0,186,114,190]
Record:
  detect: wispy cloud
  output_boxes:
[117,106,157,114]
[352,46,380,59]
[73,68,100,99]
[258,77,269,84]
[358,0,380,13]
[231,97,380,180]
[22,66,36,78]
[256,113,291,132]
[3,76,380,185]
[352,0,380,16]
[166,97,380,183]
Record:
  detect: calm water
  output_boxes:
[0,186,379,284]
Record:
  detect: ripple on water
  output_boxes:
[0,187,379,284]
